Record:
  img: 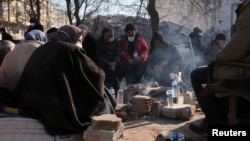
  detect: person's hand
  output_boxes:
[108,62,116,71]
[128,58,134,64]
[134,57,143,64]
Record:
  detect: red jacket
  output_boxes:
[119,34,149,63]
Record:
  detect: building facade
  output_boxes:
[0,0,68,40]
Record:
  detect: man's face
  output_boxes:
[103,31,114,42]
[126,30,136,37]
[216,40,227,49]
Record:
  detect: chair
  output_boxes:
[200,60,250,125]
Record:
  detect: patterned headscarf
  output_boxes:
[57,25,87,44]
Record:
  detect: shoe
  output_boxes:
[189,119,207,135]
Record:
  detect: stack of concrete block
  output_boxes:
[130,95,152,113]
[83,114,124,141]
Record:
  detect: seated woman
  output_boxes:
[144,31,183,86]
[7,25,116,135]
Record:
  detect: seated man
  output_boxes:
[200,33,227,66]
[119,23,149,85]
[189,0,250,134]
[144,31,183,86]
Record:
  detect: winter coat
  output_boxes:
[11,41,116,135]
[96,38,120,69]
[145,42,183,86]
[119,34,149,63]
[212,0,250,81]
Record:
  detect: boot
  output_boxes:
[189,118,207,135]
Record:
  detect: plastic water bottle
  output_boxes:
[166,87,173,108]
[155,131,185,141]
[133,52,138,59]
[109,87,116,100]
[177,72,183,94]
[117,87,124,106]
[171,77,179,97]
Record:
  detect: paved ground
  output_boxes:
[122,108,207,141]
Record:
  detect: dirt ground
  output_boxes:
[121,108,206,141]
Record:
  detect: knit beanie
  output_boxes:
[215,33,226,41]
[125,23,136,33]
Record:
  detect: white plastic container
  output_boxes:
[116,87,124,106]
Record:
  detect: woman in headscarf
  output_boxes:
[0,29,46,92]
[10,24,116,135]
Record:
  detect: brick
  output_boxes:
[91,114,122,131]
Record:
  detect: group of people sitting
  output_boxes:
[0,19,186,134]
[76,23,184,92]
[1,0,249,136]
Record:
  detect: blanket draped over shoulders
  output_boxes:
[11,41,116,135]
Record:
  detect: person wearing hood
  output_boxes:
[200,33,227,66]
[144,31,183,86]
[96,27,120,91]
[119,23,149,85]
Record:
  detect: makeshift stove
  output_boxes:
[114,82,197,121]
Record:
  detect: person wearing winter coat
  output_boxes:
[144,31,183,86]
[119,23,149,85]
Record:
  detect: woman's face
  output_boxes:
[216,40,227,49]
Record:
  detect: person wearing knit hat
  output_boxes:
[118,23,149,85]
[125,23,136,33]
[200,33,227,66]
[215,33,227,49]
